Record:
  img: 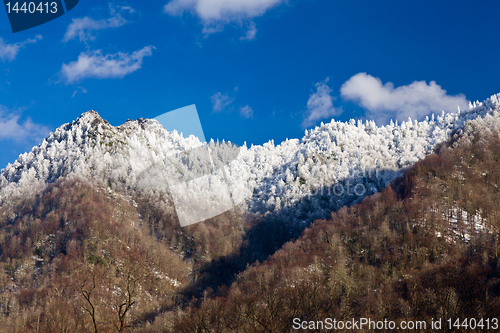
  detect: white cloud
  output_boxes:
[0,36,42,62]
[302,78,342,128]
[240,22,257,41]
[71,86,88,98]
[0,106,50,142]
[63,5,134,42]
[340,73,469,124]
[239,105,253,118]
[210,92,234,112]
[164,0,282,37]
[60,46,155,84]
[164,0,282,21]
[118,6,135,13]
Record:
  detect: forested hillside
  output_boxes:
[0,173,252,332]
[0,95,500,332]
[168,108,500,332]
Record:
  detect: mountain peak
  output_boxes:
[1,93,499,223]
[76,110,108,126]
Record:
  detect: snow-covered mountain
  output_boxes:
[1,93,499,225]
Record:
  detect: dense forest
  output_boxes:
[1,111,500,332]
[169,116,500,332]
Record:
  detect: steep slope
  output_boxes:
[1,94,499,227]
[168,104,500,333]
[0,94,499,332]
[0,175,191,333]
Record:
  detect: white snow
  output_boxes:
[0,93,499,225]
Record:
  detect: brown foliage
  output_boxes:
[168,120,500,332]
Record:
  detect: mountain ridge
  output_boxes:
[1,94,500,332]
[1,93,499,225]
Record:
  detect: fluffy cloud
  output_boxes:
[302,78,342,128]
[0,106,50,142]
[210,91,234,112]
[164,0,282,21]
[164,0,283,37]
[63,6,134,42]
[340,73,469,124]
[0,36,42,62]
[239,105,253,118]
[60,46,154,83]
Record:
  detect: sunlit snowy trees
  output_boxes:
[1,94,499,228]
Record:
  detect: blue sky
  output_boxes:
[1,0,500,168]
